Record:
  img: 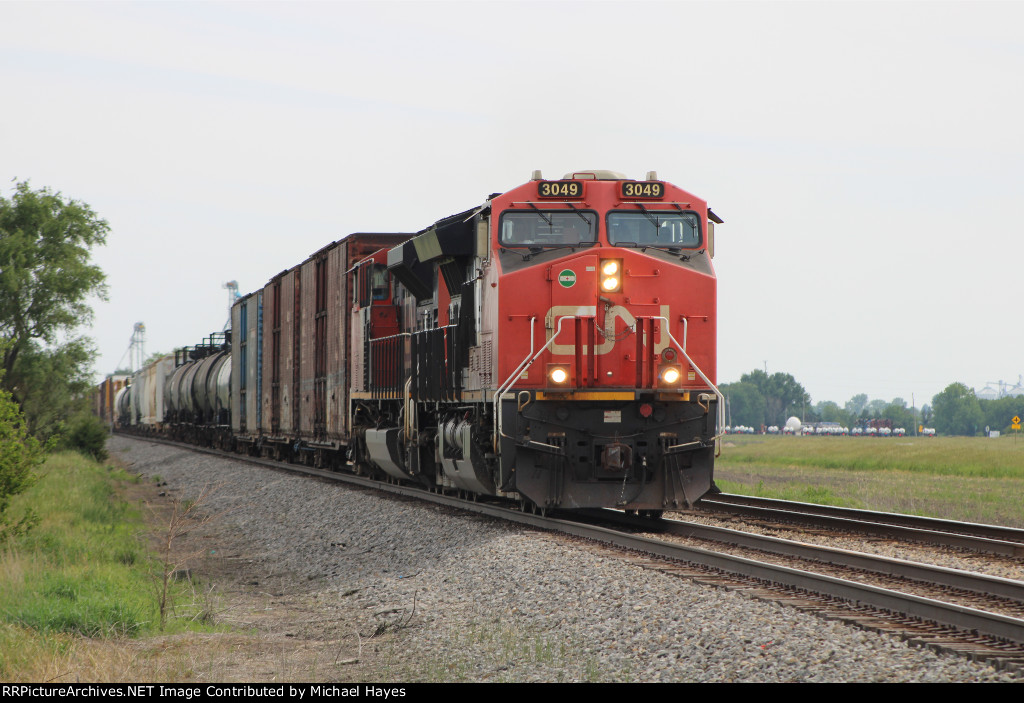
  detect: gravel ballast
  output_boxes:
[110,435,1022,682]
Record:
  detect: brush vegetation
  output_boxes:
[716,434,1024,526]
[0,451,216,682]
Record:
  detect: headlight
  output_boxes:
[547,364,570,386]
[599,259,622,293]
[659,365,682,386]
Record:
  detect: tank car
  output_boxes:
[164,333,232,447]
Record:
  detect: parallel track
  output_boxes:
[695,494,1024,556]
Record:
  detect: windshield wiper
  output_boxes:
[564,202,593,228]
[639,244,692,261]
[498,247,532,261]
[529,242,598,258]
[525,202,553,227]
[633,202,661,230]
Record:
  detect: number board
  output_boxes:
[620,181,665,199]
[537,180,584,199]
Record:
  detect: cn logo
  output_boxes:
[545,305,671,356]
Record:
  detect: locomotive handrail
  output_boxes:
[367,331,411,400]
[653,315,726,453]
[492,314,724,453]
[493,315,537,450]
[493,315,575,451]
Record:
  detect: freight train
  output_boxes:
[108,170,724,515]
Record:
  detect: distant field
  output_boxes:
[714,434,1024,527]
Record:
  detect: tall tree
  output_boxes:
[0,181,108,377]
[0,181,108,434]
[865,399,889,417]
[740,369,811,427]
[844,393,868,417]
[882,402,916,430]
[932,383,984,436]
[11,338,96,439]
[720,381,765,428]
[815,400,851,427]
[979,395,1024,433]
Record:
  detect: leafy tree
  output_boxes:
[0,384,44,537]
[740,370,811,427]
[979,395,1024,434]
[10,338,96,439]
[865,399,889,418]
[844,393,868,417]
[721,381,765,428]
[815,400,851,427]
[932,383,984,436]
[881,402,916,430]
[0,181,108,436]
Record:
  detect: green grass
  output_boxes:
[1,454,158,638]
[0,451,215,680]
[716,434,1024,526]
[720,435,1024,477]
[714,478,863,508]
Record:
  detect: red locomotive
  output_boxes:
[117,170,723,514]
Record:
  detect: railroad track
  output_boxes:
[129,434,1024,671]
[694,494,1024,557]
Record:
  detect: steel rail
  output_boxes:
[697,495,1024,557]
[706,493,1024,542]
[579,509,1024,603]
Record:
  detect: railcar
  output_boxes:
[113,169,724,514]
[163,334,231,446]
[94,373,128,430]
[122,353,175,430]
[229,233,413,459]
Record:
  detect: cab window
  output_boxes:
[607,211,701,248]
[499,211,597,248]
[371,264,389,301]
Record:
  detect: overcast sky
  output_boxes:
[3,0,1022,409]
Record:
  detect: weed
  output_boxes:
[151,483,223,630]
